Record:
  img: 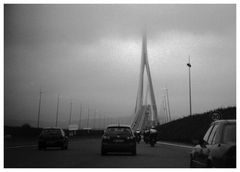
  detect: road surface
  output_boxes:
[5,137,192,168]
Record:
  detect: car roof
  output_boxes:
[212,119,236,125]
[42,127,63,130]
[106,124,131,128]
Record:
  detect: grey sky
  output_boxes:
[4,4,236,127]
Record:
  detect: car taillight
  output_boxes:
[127,136,134,140]
[103,136,110,140]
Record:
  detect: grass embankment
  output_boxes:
[156,106,236,144]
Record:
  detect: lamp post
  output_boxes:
[93,109,96,129]
[37,90,43,128]
[87,108,90,128]
[79,104,82,129]
[55,94,60,127]
[68,101,73,125]
[163,95,168,122]
[163,88,171,122]
[165,88,171,121]
[187,57,192,116]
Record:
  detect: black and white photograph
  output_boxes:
[4,3,236,168]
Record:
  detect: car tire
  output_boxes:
[38,145,42,150]
[65,143,68,150]
[101,148,107,156]
[61,143,66,150]
[132,148,136,156]
[190,156,194,168]
[207,160,213,168]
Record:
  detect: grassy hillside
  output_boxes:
[156,106,236,144]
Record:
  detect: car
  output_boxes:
[38,128,69,150]
[190,120,236,168]
[143,129,150,143]
[134,130,141,143]
[101,125,136,155]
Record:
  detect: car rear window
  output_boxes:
[42,129,61,135]
[106,127,132,136]
[203,125,214,143]
[223,124,236,143]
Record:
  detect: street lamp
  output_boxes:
[163,88,171,121]
[37,89,43,128]
[187,56,192,116]
[68,101,73,125]
[55,94,60,127]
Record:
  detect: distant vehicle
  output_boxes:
[143,129,150,143]
[38,128,69,150]
[134,130,141,143]
[190,120,236,168]
[149,128,157,147]
[101,125,136,155]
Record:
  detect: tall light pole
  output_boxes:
[55,94,60,127]
[79,104,82,129]
[163,96,168,122]
[165,88,171,121]
[87,108,90,128]
[93,109,96,129]
[99,114,102,129]
[68,101,73,125]
[103,115,106,129]
[37,89,43,128]
[187,56,192,116]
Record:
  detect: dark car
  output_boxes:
[134,130,141,143]
[190,120,236,168]
[143,129,150,143]
[38,128,69,150]
[101,125,136,155]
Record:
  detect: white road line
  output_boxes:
[157,141,193,149]
[5,145,37,149]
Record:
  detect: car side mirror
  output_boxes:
[199,139,207,148]
[192,139,206,148]
[192,139,200,146]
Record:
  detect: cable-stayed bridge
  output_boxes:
[131,33,159,131]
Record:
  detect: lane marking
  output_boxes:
[157,141,193,149]
[5,145,37,149]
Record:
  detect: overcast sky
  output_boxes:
[4,4,236,128]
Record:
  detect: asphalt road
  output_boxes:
[5,138,192,168]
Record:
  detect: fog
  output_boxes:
[4,4,236,128]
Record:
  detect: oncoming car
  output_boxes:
[190,120,236,168]
[101,125,136,155]
[38,128,69,150]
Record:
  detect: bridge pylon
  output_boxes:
[131,33,159,131]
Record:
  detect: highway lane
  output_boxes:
[5,138,191,168]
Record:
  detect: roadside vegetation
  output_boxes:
[156,106,236,144]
